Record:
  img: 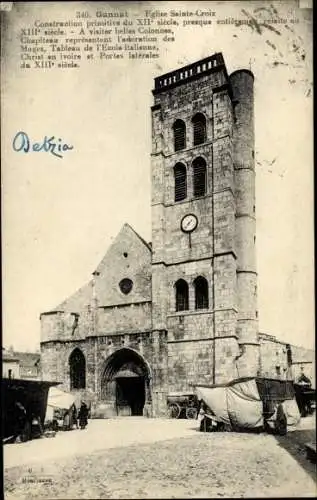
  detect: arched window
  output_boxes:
[194,276,209,309]
[69,348,86,390]
[175,279,189,312]
[174,163,187,201]
[192,157,207,197]
[173,119,186,151]
[192,113,206,146]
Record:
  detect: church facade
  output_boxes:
[40,53,314,417]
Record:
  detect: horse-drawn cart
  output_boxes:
[166,392,199,419]
[194,377,301,435]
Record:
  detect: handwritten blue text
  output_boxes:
[12,131,74,159]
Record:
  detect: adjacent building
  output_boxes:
[2,349,20,380]
[2,348,41,380]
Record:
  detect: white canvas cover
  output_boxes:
[226,379,264,428]
[196,386,230,424]
[196,378,264,429]
[45,387,77,421]
[282,398,301,427]
[264,397,300,431]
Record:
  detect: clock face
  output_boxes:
[181,214,198,233]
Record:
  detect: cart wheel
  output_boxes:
[167,403,181,419]
[186,407,198,420]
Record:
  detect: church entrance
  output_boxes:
[101,348,151,416]
[115,373,145,416]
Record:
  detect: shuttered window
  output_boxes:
[174,163,187,202]
[194,276,209,309]
[175,279,189,311]
[173,119,186,151]
[192,113,206,146]
[193,157,207,197]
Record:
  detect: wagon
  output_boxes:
[194,377,301,435]
[166,392,199,419]
[2,378,59,443]
[44,386,77,431]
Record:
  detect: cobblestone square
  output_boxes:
[4,417,316,499]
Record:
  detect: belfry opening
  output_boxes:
[101,348,151,416]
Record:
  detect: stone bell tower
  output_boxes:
[150,52,260,398]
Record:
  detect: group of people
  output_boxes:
[11,400,90,440]
[61,401,89,431]
[12,401,46,442]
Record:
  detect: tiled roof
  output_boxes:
[12,352,40,367]
[3,351,20,362]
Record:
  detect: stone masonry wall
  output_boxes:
[259,333,315,386]
[151,61,239,391]
[41,332,168,417]
[96,302,152,336]
[167,339,214,391]
[259,336,290,379]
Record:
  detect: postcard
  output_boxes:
[2,1,315,498]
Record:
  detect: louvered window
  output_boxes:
[193,157,207,197]
[194,276,209,309]
[175,279,189,311]
[174,163,187,202]
[192,113,206,145]
[173,120,186,151]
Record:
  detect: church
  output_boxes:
[40,52,314,417]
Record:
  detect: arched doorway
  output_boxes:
[101,348,151,416]
[69,348,86,390]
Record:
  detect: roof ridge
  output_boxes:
[123,223,152,252]
[50,280,93,313]
[93,223,151,275]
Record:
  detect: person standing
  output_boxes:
[78,401,89,430]
[71,404,78,429]
[63,411,71,431]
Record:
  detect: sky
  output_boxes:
[1,1,314,351]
